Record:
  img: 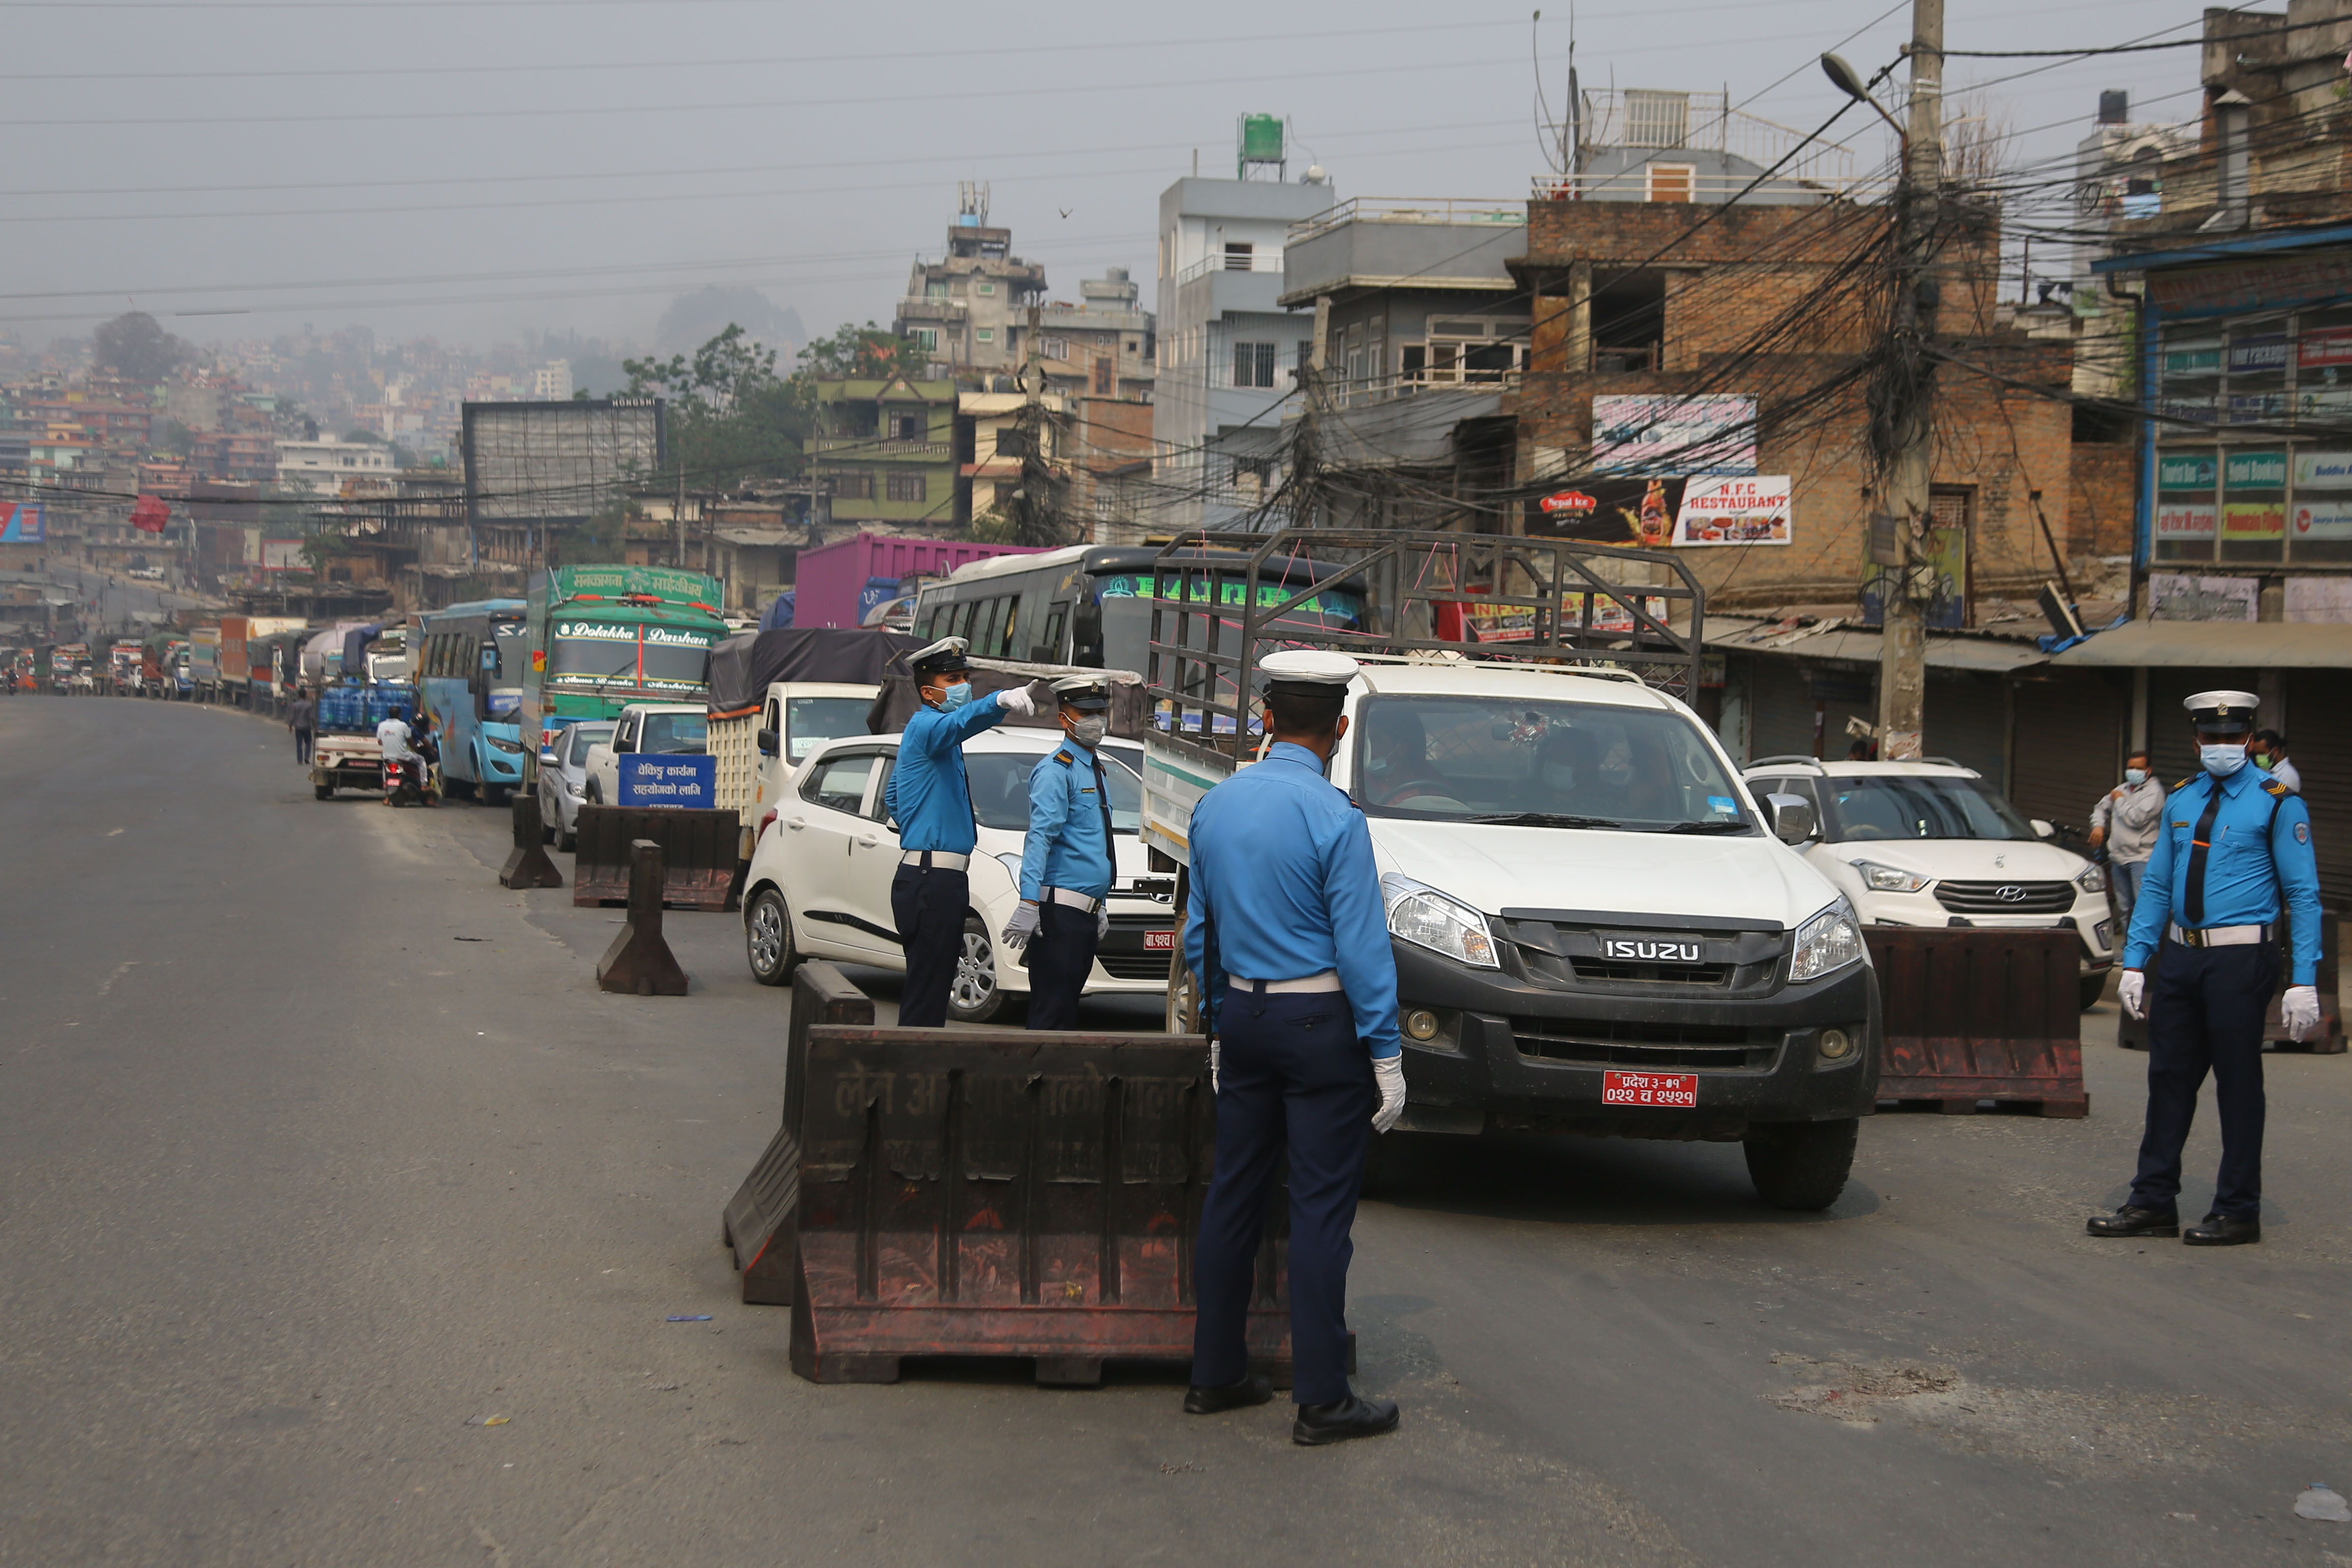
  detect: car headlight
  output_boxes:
[1381,873,1499,969]
[1850,859,1930,894]
[1789,901,1864,982]
[487,735,525,754]
[2074,864,2107,894]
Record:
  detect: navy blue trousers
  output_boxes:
[890,864,967,1029]
[1191,988,1374,1406]
[2131,938,2276,1221]
[1023,899,1097,1031]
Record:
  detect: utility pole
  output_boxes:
[1288,293,1333,532]
[1875,0,1943,762]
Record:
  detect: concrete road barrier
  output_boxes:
[595,840,688,996]
[1868,928,2086,1115]
[497,792,564,890]
[572,805,739,912]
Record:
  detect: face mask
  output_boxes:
[2200,744,2248,778]
[1542,764,1578,791]
[2252,752,2274,771]
[1069,716,1105,747]
[2124,767,2147,786]
[937,681,972,711]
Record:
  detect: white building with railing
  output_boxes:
[1544,88,1869,205]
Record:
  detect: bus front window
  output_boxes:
[639,629,714,692]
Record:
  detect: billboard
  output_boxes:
[1591,395,1757,477]
[0,501,42,543]
[462,399,665,527]
[1673,476,1792,546]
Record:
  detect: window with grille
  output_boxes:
[1040,337,1069,361]
[886,471,925,502]
[889,412,925,441]
[1224,242,1254,272]
[1232,341,1276,389]
[912,328,938,351]
[1625,90,1690,149]
[832,471,873,500]
[1093,358,1113,395]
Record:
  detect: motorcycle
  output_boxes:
[383,755,427,809]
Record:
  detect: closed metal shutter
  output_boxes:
[1747,656,1816,760]
[1924,670,2007,780]
[2008,670,2129,832]
[2286,670,2352,909]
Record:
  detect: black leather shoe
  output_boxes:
[1183,1372,1274,1414]
[2184,1213,2261,1247]
[2086,1205,2179,1238]
[1292,1394,1400,1446]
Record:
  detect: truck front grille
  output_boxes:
[1932,879,2075,914]
[1566,957,1734,985]
[1510,1015,1782,1071]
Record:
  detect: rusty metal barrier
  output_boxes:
[722,962,874,1305]
[572,805,740,912]
[1867,927,2087,1116]
[498,791,564,890]
[783,1017,1297,1387]
[596,840,689,996]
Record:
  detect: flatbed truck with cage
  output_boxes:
[1139,528,1881,1210]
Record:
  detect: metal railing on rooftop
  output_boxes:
[1287,197,1527,245]
[1171,250,1286,286]
[1531,169,1890,203]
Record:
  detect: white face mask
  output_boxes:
[2124,767,2148,786]
[2200,743,2248,778]
[1069,716,1106,747]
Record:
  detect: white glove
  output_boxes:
[2284,984,2322,1042]
[1096,906,1110,942]
[1208,1038,1219,1094]
[996,683,1039,717]
[2118,969,2145,1020]
[1371,1054,1407,1134]
[1000,901,1039,950]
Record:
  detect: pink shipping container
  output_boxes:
[789,533,1044,630]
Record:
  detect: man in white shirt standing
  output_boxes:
[2089,748,2165,929]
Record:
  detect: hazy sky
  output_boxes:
[2,0,2203,355]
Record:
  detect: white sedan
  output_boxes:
[740,728,1179,1022]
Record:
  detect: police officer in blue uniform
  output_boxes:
[2090,690,2324,1247]
[1180,650,1407,1445]
[999,675,1118,1031]
[884,636,1039,1027]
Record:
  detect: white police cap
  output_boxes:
[2184,689,2259,730]
[909,636,970,677]
[1051,674,1113,710]
[1260,649,1360,694]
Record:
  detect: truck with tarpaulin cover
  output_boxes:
[519,565,729,787]
[1140,529,1882,1211]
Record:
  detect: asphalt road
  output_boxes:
[7,693,2352,1567]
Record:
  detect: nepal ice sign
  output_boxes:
[1590,395,1757,477]
[1672,476,1792,546]
[619,754,716,809]
[0,501,43,542]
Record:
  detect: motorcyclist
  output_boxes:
[409,711,443,806]
[377,705,418,806]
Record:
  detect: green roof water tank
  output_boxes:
[1240,114,1285,164]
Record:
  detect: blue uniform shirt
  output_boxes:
[886,694,1010,855]
[2124,764,2323,985]
[1182,742,1401,1058]
[1020,739,1114,902]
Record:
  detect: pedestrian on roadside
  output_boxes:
[2088,748,2163,929]
[883,636,1040,1027]
[1001,676,1118,1030]
[2249,728,2302,794]
[1182,649,1405,1445]
[287,686,315,766]
[2089,691,2323,1248]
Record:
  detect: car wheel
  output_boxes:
[557,810,577,852]
[948,915,1016,1024]
[2078,972,2109,1012]
[1743,1118,1859,1211]
[584,779,602,806]
[746,887,799,986]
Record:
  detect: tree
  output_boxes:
[798,320,926,379]
[622,323,812,492]
[93,312,191,384]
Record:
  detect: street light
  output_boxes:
[1820,51,1906,145]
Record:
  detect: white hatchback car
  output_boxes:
[741,728,1179,1021]
[1739,757,2115,1010]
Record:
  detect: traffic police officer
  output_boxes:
[884,636,1039,1027]
[2090,690,2323,1247]
[1000,675,1118,1030]
[1180,649,1407,1445]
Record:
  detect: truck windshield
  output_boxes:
[785,696,873,763]
[1822,776,2036,842]
[1350,695,1753,833]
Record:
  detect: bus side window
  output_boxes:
[1040,606,1066,663]
[1001,598,1018,659]
[973,597,1003,657]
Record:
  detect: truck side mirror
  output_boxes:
[1765,793,1817,846]
[2031,818,2055,840]
[756,727,780,757]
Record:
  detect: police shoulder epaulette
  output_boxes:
[2175,776,2195,792]
[1053,749,1075,766]
[2263,777,2290,797]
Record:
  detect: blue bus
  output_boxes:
[415,599,532,803]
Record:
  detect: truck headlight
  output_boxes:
[1849,859,1930,894]
[1382,873,1498,969]
[1789,902,1864,982]
[2074,864,2107,895]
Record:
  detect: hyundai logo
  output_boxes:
[1994,884,2027,903]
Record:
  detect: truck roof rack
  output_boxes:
[1746,754,1827,771]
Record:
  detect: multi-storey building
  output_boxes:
[893,189,1049,382]
[807,376,962,529]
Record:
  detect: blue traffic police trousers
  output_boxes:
[890,861,967,1029]
[1191,984,1376,1406]
[1022,899,1098,1031]
[2130,937,2277,1221]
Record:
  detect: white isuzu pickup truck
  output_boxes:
[1140,530,1878,1210]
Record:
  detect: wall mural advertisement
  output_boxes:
[1590,395,1758,477]
[0,502,43,543]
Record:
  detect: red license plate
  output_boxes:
[1602,1070,1697,1108]
[1143,929,1175,951]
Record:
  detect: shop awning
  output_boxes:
[1706,617,2048,673]
[2049,619,2352,668]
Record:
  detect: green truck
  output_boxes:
[519,565,729,782]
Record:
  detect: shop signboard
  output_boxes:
[2292,498,2352,540]
[1590,394,1757,476]
[2158,451,2217,490]
[2222,501,2286,540]
[1671,475,1792,546]
[2295,451,2352,488]
[2223,450,2287,490]
[2155,501,2218,539]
